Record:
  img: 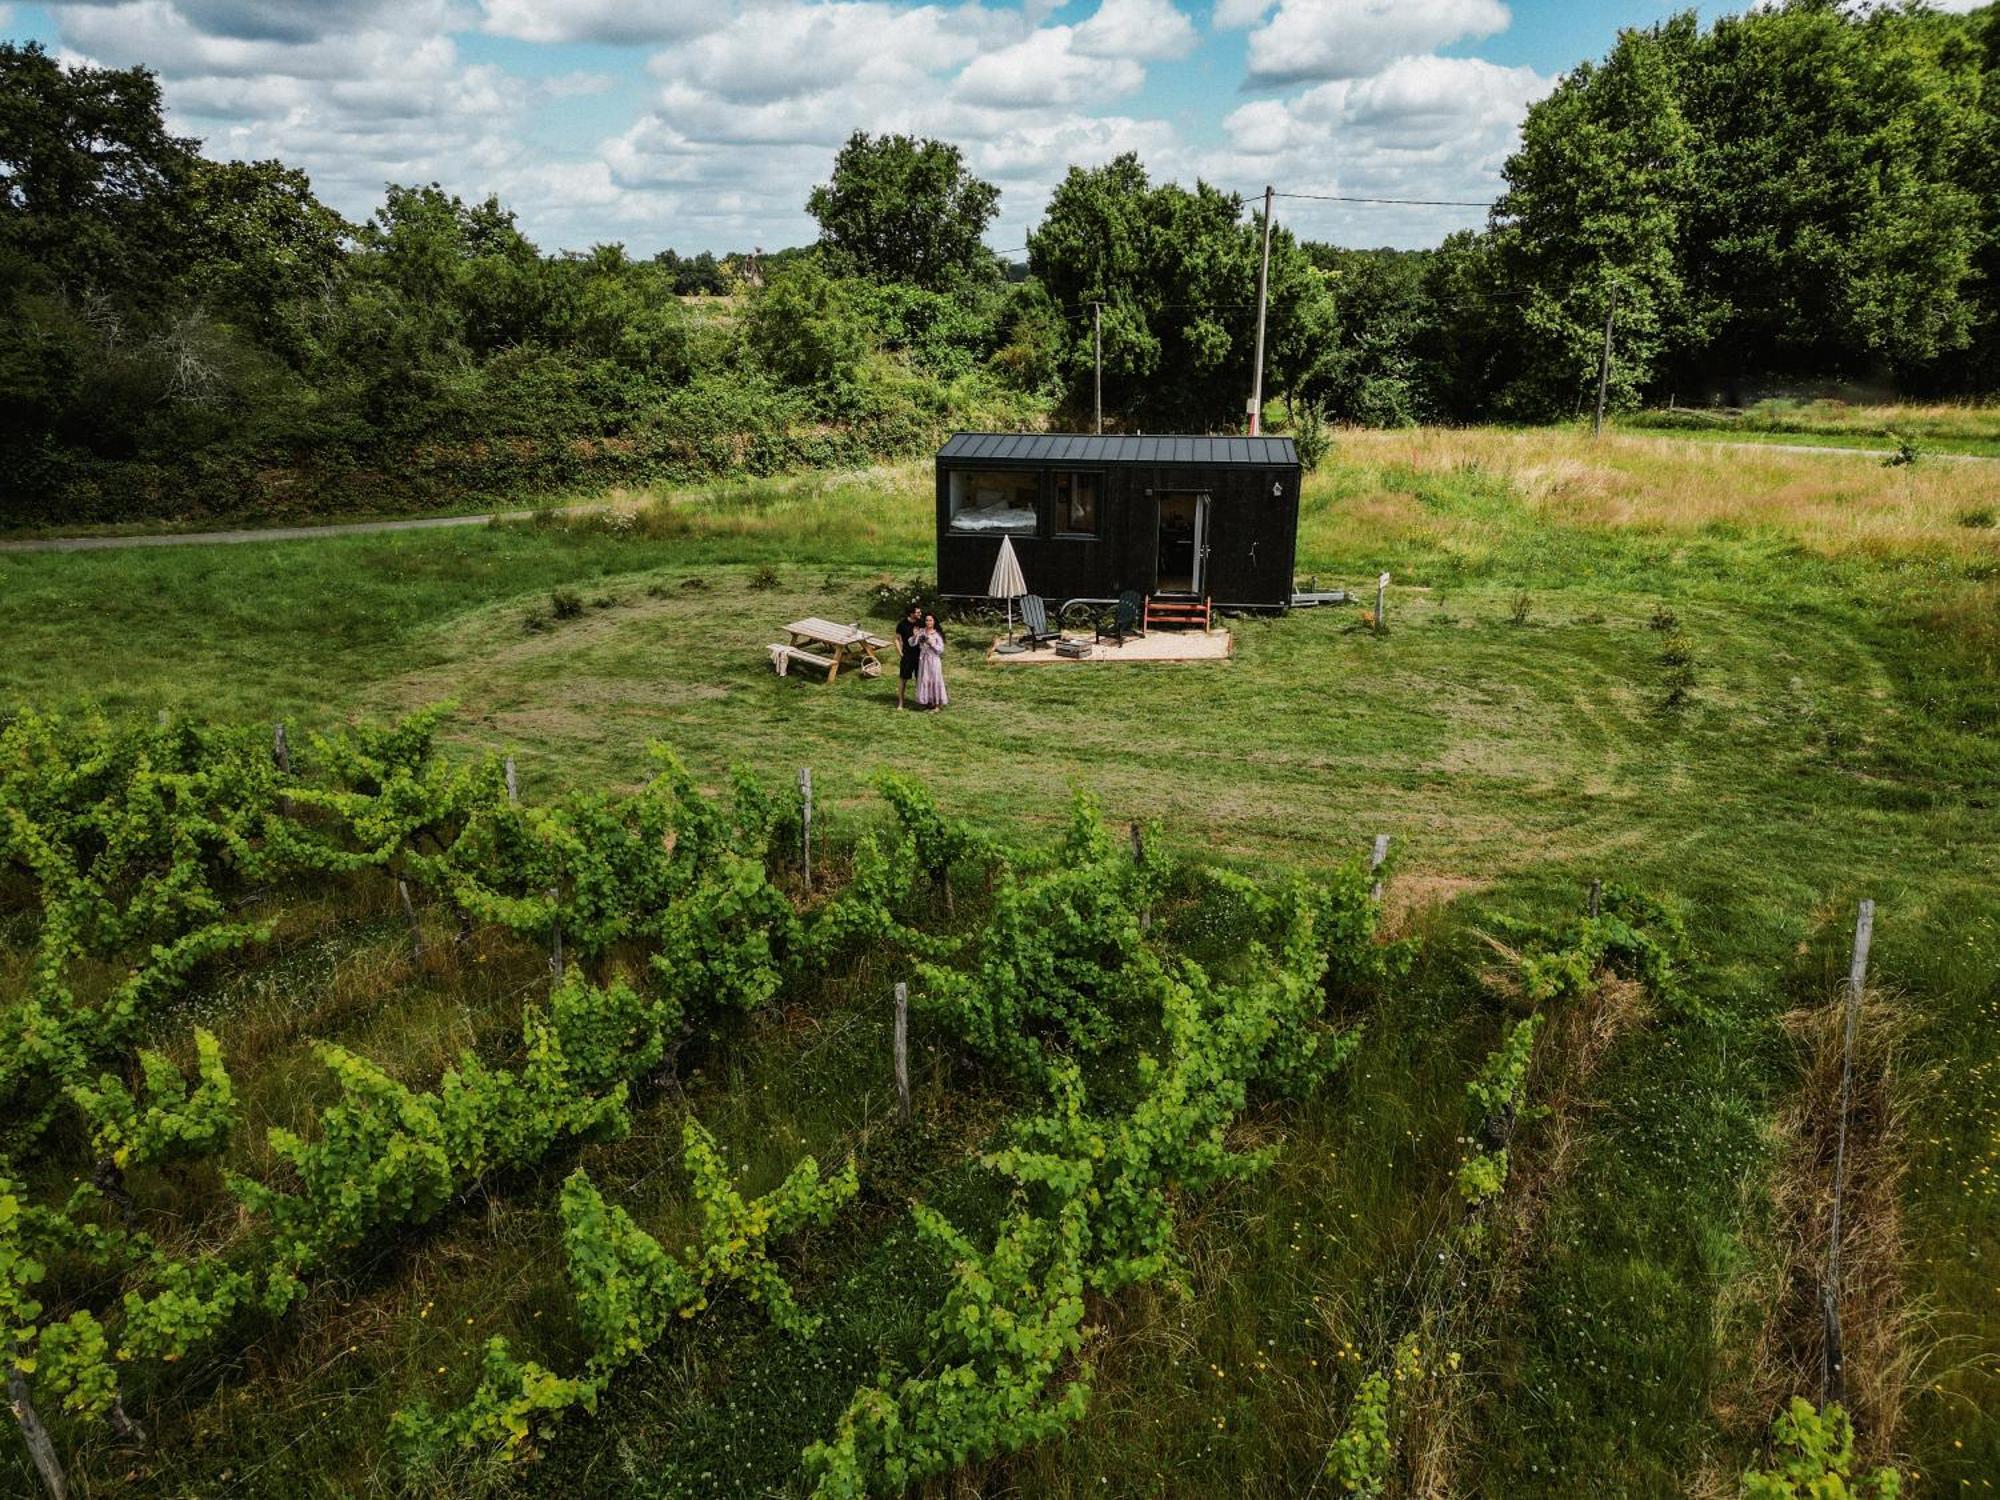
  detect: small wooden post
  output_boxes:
[1588,879,1602,919]
[504,756,518,804]
[548,887,564,980]
[893,981,911,1123]
[7,1359,68,1500]
[273,722,295,817]
[107,1394,147,1449]
[1369,834,1391,903]
[397,879,424,962]
[1822,898,1875,1407]
[1130,821,1151,932]
[798,767,813,892]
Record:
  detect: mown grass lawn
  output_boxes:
[3,429,1995,1496]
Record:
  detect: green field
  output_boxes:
[4,429,1996,1497]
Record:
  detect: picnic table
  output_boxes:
[768,618,894,682]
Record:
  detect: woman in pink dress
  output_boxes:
[915,613,949,709]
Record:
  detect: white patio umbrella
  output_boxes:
[988,534,1028,649]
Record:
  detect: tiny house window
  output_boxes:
[947,470,1038,535]
[1052,472,1100,537]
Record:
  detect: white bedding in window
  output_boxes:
[951,505,1037,533]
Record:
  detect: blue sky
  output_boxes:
[1,2,1971,255]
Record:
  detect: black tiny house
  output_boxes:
[935,433,1301,611]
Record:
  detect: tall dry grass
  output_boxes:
[1325,428,2000,566]
[529,464,935,563]
[1694,991,1918,1499]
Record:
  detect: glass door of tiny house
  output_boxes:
[1154,492,1209,596]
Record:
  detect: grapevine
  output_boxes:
[1741,1398,1901,1499]
[0,711,852,1495]
[803,797,1397,1494]
[395,1120,858,1467]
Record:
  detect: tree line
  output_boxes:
[2,1,1994,525]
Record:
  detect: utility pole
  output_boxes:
[1592,278,1619,439]
[1248,183,1274,436]
[1092,301,1103,435]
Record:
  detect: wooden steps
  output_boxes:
[1144,595,1212,631]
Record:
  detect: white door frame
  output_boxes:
[1155,491,1210,596]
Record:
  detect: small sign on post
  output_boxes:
[1369,834,1391,903]
[798,767,814,892]
[893,981,911,1123]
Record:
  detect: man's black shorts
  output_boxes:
[899,648,920,681]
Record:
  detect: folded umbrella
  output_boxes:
[988,534,1027,644]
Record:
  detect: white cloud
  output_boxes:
[959,26,1145,107]
[51,0,435,44]
[1242,0,1510,84]
[1073,0,1198,61]
[1213,53,1550,244]
[54,0,465,79]
[646,2,995,109]
[479,0,726,45]
[606,0,1186,248]
[40,0,1558,254]
[51,0,525,229]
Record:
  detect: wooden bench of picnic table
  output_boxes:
[767,643,840,679]
[767,617,891,682]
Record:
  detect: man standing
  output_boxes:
[895,602,923,710]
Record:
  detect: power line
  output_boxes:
[1271,190,1496,208]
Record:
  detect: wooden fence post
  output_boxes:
[107,1394,147,1449]
[273,722,295,817]
[7,1359,67,1500]
[1822,897,1875,1408]
[893,981,911,1123]
[1369,835,1391,903]
[1375,572,1390,636]
[397,879,424,963]
[548,887,564,980]
[798,767,813,892]
[1130,821,1152,932]
[504,756,518,804]
[1588,879,1602,919]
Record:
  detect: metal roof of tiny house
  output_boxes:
[938,432,1299,466]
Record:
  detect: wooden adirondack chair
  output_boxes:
[1096,590,1146,645]
[1018,594,1063,650]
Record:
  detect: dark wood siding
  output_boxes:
[936,447,1299,610]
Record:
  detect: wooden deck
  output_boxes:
[985,630,1232,664]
